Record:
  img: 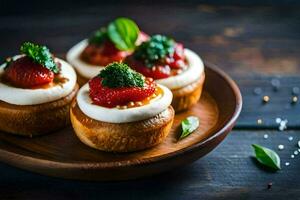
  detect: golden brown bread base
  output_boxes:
[70,100,175,152]
[0,84,79,137]
[171,72,205,113]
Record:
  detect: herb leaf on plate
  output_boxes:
[180,116,199,139]
[107,17,140,51]
[252,144,281,170]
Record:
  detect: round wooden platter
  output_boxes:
[0,63,242,181]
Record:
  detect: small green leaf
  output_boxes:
[107,17,139,51]
[180,116,199,139]
[20,42,59,73]
[252,144,281,170]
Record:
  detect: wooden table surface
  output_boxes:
[0,2,300,199]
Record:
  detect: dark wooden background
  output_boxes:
[0,1,300,199]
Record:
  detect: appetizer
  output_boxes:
[70,62,174,152]
[0,42,78,137]
[125,35,205,112]
[67,17,148,85]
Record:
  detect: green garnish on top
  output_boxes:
[20,42,59,73]
[88,28,108,45]
[134,34,175,67]
[88,17,140,51]
[99,62,144,88]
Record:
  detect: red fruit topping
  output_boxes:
[166,58,186,69]
[125,57,170,80]
[4,56,54,88]
[135,65,170,80]
[173,43,184,61]
[101,41,123,56]
[165,43,185,69]
[89,76,156,108]
[81,41,128,66]
[125,41,186,79]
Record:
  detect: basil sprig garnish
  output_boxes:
[20,42,59,73]
[89,18,140,51]
[252,144,281,170]
[180,116,200,139]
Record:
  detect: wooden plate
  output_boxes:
[0,63,242,181]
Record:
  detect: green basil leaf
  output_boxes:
[180,116,199,139]
[252,144,281,170]
[107,17,139,51]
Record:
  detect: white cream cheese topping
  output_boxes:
[156,49,204,90]
[77,83,172,123]
[0,56,77,105]
[66,40,104,79]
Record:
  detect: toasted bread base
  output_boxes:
[171,72,205,112]
[0,84,79,137]
[70,100,175,152]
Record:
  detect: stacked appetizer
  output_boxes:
[0,42,78,137]
[67,17,148,85]
[70,62,174,152]
[125,35,205,112]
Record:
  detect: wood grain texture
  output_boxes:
[0,65,242,180]
[0,4,299,76]
[234,75,300,129]
[0,130,299,199]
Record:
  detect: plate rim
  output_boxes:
[0,62,242,170]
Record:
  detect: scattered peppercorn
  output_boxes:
[278,144,284,150]
[291,96,298,104]
[267,182,273,190]
[257,119,263,125]
[263,95,270,103]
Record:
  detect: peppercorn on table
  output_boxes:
[0,1,300,199]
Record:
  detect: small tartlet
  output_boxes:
[67,18,148,86]
[0,42,78,137]
[125,35,205,112]
[70,63,174,152]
